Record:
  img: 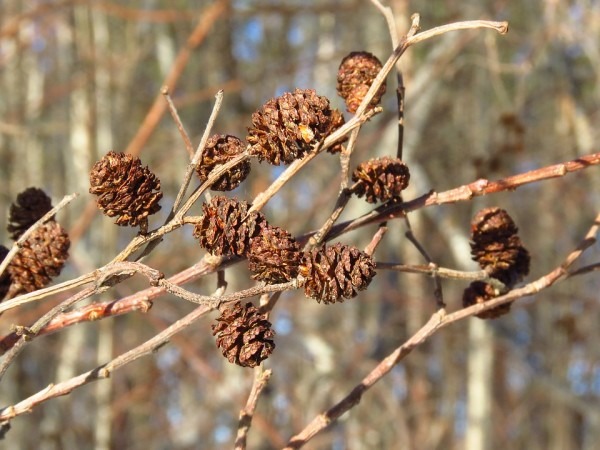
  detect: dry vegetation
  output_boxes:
[1,1,600,449]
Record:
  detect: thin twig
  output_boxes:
[325,152,600,241]
[0,286,97,381]
[235,368,272,450]
[364,224,388,257]
[0,279,297,421]
[305,186,355,251]
[172,89,225,217]
[136,90,225,261]
[405,226,445,308]
[162,85,195,159]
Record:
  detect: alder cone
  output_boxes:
[7,187,53,240]
[196,134,250,191]
[7,221,70,296]
[247,88,345,165]
[471,235,531,284]
[463,281,511,319]
[0,245,11,300]
[247,225,301,284]
[300,243,376,304]
[470,207,530,284]
[337,51,386,113]
[471,207,519,244]
[89,151,162,232]
[212,302,275,368]
[352,156,410,203]
[193,196,266,257]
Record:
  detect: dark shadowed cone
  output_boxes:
[0,245,11,300]
[463,281,511,319]
[248,225,301,284]
[352,156,410,203]
[299,243,376,304]
[196,134,251,191]
[7,187,53,240]
[193,196,266,257]
[212,302,275,368]
[337,51,386,113]
[470,207,530,283]
[471,207,519,244]
[247,88,346,165]
[89,151,162,233]
[7,221,70,296]
[471,235,531,284]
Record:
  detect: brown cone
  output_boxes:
[212,301,275,368]
[193,196,266,257]
[352,156,410,203]
[89,151,162,232]
[196,134,251,191]
[463,281,511,319]
[337,51,386,113]
[470,207,530,284]
[248,225,301,284]
[247,88,346,165]
[300,243,376,304]
[0,245,11,300]
[7,221,70,296]
[7,187,53,240]
[471,207,519,244]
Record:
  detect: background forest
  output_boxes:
[1,0,600,449]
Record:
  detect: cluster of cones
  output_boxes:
[463,207,531,319]
[194,196,376,367]
[0,188,70,301]
[84,49,404,368]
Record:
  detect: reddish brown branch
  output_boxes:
[327,152,600,239]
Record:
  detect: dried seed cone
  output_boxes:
[7,221,70,296]
[212,301,275,368]
[196,134,251,191]
[247,88,345,165]
[300,243,376,304]
[89,151,162,232]
[352,156,410,203]
[471,207,519,244]
[248,225,301,284]
[193,196,266,257]
[337,51,386,113]
[0,245,11,300]
[470,207,530,283]
[463,281,511,319]
[7,187,53,240]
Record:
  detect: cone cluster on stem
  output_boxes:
[463,207,530,319]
